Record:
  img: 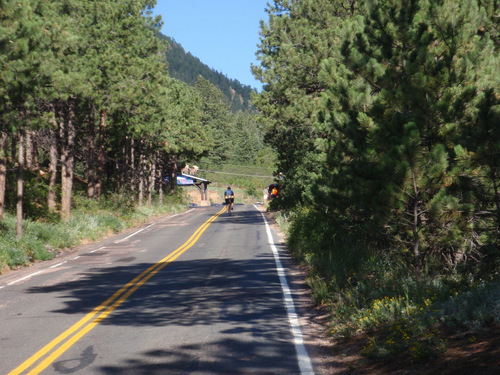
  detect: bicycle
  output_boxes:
[224,187,234,216]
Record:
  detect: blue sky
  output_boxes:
[152,1,270,90]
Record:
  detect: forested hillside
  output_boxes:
[253,0,499,370]
[159,34,255,113]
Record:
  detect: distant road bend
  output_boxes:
[0,205,315,375]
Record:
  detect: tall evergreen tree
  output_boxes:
[253,0,362,209]
[254,0,498,274]
[195,76,231,166]
[232,112,265,164]
[317,0,499,272]
[0,0,50,230]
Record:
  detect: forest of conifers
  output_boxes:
[0,0,268,238]
[254,0,499,277]
[161,34,256,113]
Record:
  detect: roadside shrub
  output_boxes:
[6,247,30,267]
[286,206,329,263]
[273,205,499,363]
[0,229,54,267]
[437,280,500,328]
[308,276,331,305]
[286,206,371,290]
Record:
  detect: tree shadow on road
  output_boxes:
[24,205,341,374]
[26,252,340,373]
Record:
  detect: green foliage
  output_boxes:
[195,77,233,163]
[307,276,331,306]
[438,281,500,328]
[274,204,499,362]
[287,206,371,284]
[1,0,267,233]
[252,0,350,209]
[0,215,55,268]
[259,1,499,360]
[255,0,499,276]
[4,169,54,219]
[161,35,256,112]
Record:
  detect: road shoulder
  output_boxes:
[256,205,340,375]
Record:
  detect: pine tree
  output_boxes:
[232,112,264,164]
[253,0,362,208]
[195,76,232,166]
[0,0,50,230]
[318,0,499,272]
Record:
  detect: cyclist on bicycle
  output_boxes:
[224,187,234,215]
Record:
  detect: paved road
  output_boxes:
[0,205,315,374]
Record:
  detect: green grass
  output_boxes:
[328,261,499,361]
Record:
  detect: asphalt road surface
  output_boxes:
[0,205,316,375]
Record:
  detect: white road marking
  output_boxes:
[7,271,44,286]
[255,205,315,375]
[115,223,155,243]
[1,208,197,290]
[49,262,67,269]
[89,246,105,253]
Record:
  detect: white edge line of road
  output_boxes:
[0,208,199,289]
[49,261,67,269]
[255,205,315,375]
[115,223,156,243]
[7,270,44,286]
[114,208,195,243]
[0,208,197,289]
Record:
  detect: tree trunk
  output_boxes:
[147,148,154,205]
[0,131,8,222]
[95,109,106,200]
[157,151,163,205]
[138,147,145,206]
[129,137,136,198]
[48,103,59,213]
[10,133,16,163]
[60,100,76,220]
[491,165,500,239]
[17,129,25,238]
[120,138,129,192]
[48,128,58,213]
[86,109,96,199]
[25,128,34,170]
[411,168,421,277]
[169,155,177,194]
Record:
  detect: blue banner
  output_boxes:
[176,176,195,185]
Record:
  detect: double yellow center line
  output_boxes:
[9,207,225,375]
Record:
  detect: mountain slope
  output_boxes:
[159,34,256,112]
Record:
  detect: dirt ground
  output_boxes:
[186,189,222,205]
[260,207,500,375]
[324,326,500,375]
